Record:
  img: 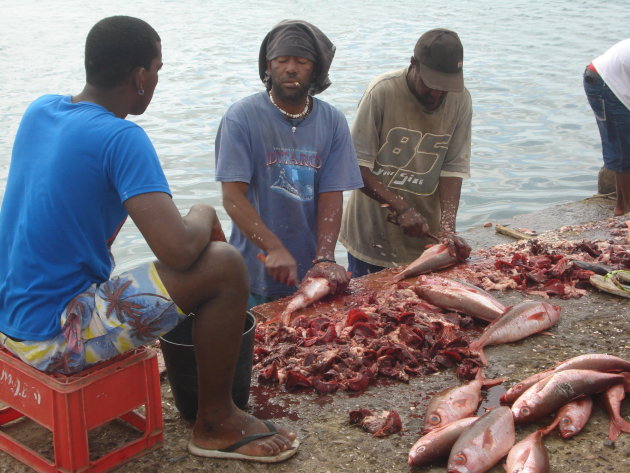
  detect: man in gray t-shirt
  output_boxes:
[339,28,472,277]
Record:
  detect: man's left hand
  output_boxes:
[438,233,471,261]
[305,262,350,295]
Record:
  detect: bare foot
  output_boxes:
[191,408,297,459]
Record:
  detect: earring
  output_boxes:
[137,89,145,96]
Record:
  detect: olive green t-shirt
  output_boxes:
[339,68,472,267]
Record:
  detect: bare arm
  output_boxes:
[124,192,223,271]
[222,181,297,287]
[305,191,349,293]
[437,176,462,235]
[437,176,470,256]
[358,165,430,238]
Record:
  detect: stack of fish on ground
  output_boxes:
[408,354,630,472]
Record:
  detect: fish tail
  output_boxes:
[609,417,630,441]
[470,341,488,366]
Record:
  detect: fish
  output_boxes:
[599,383,630,441]
[511,369,626,424]
[501,354,630,404]
[408,416,478,467]
[589,271,630,299]
[393,242,470,282]
[571,259,614,275]
[267,277,331,325]
[542,396,593,438]
[421,370,503,433]
[469,300,561,365]
[413,275,506,322]
[447,406,515,473]
[504,429,550,473]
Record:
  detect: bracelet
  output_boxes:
[312,257,336,264]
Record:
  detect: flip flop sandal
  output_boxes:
[188,420,300,463]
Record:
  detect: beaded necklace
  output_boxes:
[269,90,310,119]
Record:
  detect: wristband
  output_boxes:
[312,257,336,264]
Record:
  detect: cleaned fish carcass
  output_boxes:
[413,275,506,322]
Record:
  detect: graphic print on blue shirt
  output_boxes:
[266,146,321,202]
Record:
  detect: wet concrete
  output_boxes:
[0,194,628,473]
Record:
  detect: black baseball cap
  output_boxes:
[414,28,464,92]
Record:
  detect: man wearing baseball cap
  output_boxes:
[340,28,472,277]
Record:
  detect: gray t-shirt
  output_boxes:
[339,68,472,267]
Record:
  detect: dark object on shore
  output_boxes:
[598,166,616,195]
[160,311,256,421]
[495,224,537,240]
[572,259,613,275]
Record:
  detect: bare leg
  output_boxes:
[155,241,297,458]
[614,171,630,216]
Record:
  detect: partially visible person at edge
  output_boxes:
[215,19,363,308]
[339,28,472,277]
[0,16,298,463]
[584,39,630,216]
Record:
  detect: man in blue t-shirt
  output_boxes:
[0,16,298,463]
[215,20,363,307]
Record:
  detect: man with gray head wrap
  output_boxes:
[215,20,362,307]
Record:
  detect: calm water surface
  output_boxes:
[1,0,629,272]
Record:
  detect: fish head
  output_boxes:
[421,410,444,433]
[408,444,427,465]
[559,415,578,437]
[511,399,537,423]
[502,382,526,403]
[447,450,472,473]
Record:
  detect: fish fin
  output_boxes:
[542,416,561,436]
[527,311,546,321]
[539,331,555,337]
[514,449,531,466]
[482,428,495,449]
[453,399,470,408]
[609,418,630,441]
[609,420,621,442]
[482,376,507,388]
[470,343,489,366]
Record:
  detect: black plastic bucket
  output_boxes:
[159,311,256,422]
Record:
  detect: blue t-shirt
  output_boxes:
[215,91,362,298]
[0,95,170,340]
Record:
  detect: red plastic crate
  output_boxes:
[0,346,163,472]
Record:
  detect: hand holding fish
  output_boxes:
[438,232,471,260]
[305,260,350,295]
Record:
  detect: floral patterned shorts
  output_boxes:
[0,262,187,374]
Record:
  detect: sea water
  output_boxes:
[1,0,628,271]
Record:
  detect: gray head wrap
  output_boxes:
[258,19,335,95]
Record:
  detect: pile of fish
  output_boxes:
[254,270,564,393]
[254,282,483,393]
[444,231,630,299]
[408,353,630,472]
